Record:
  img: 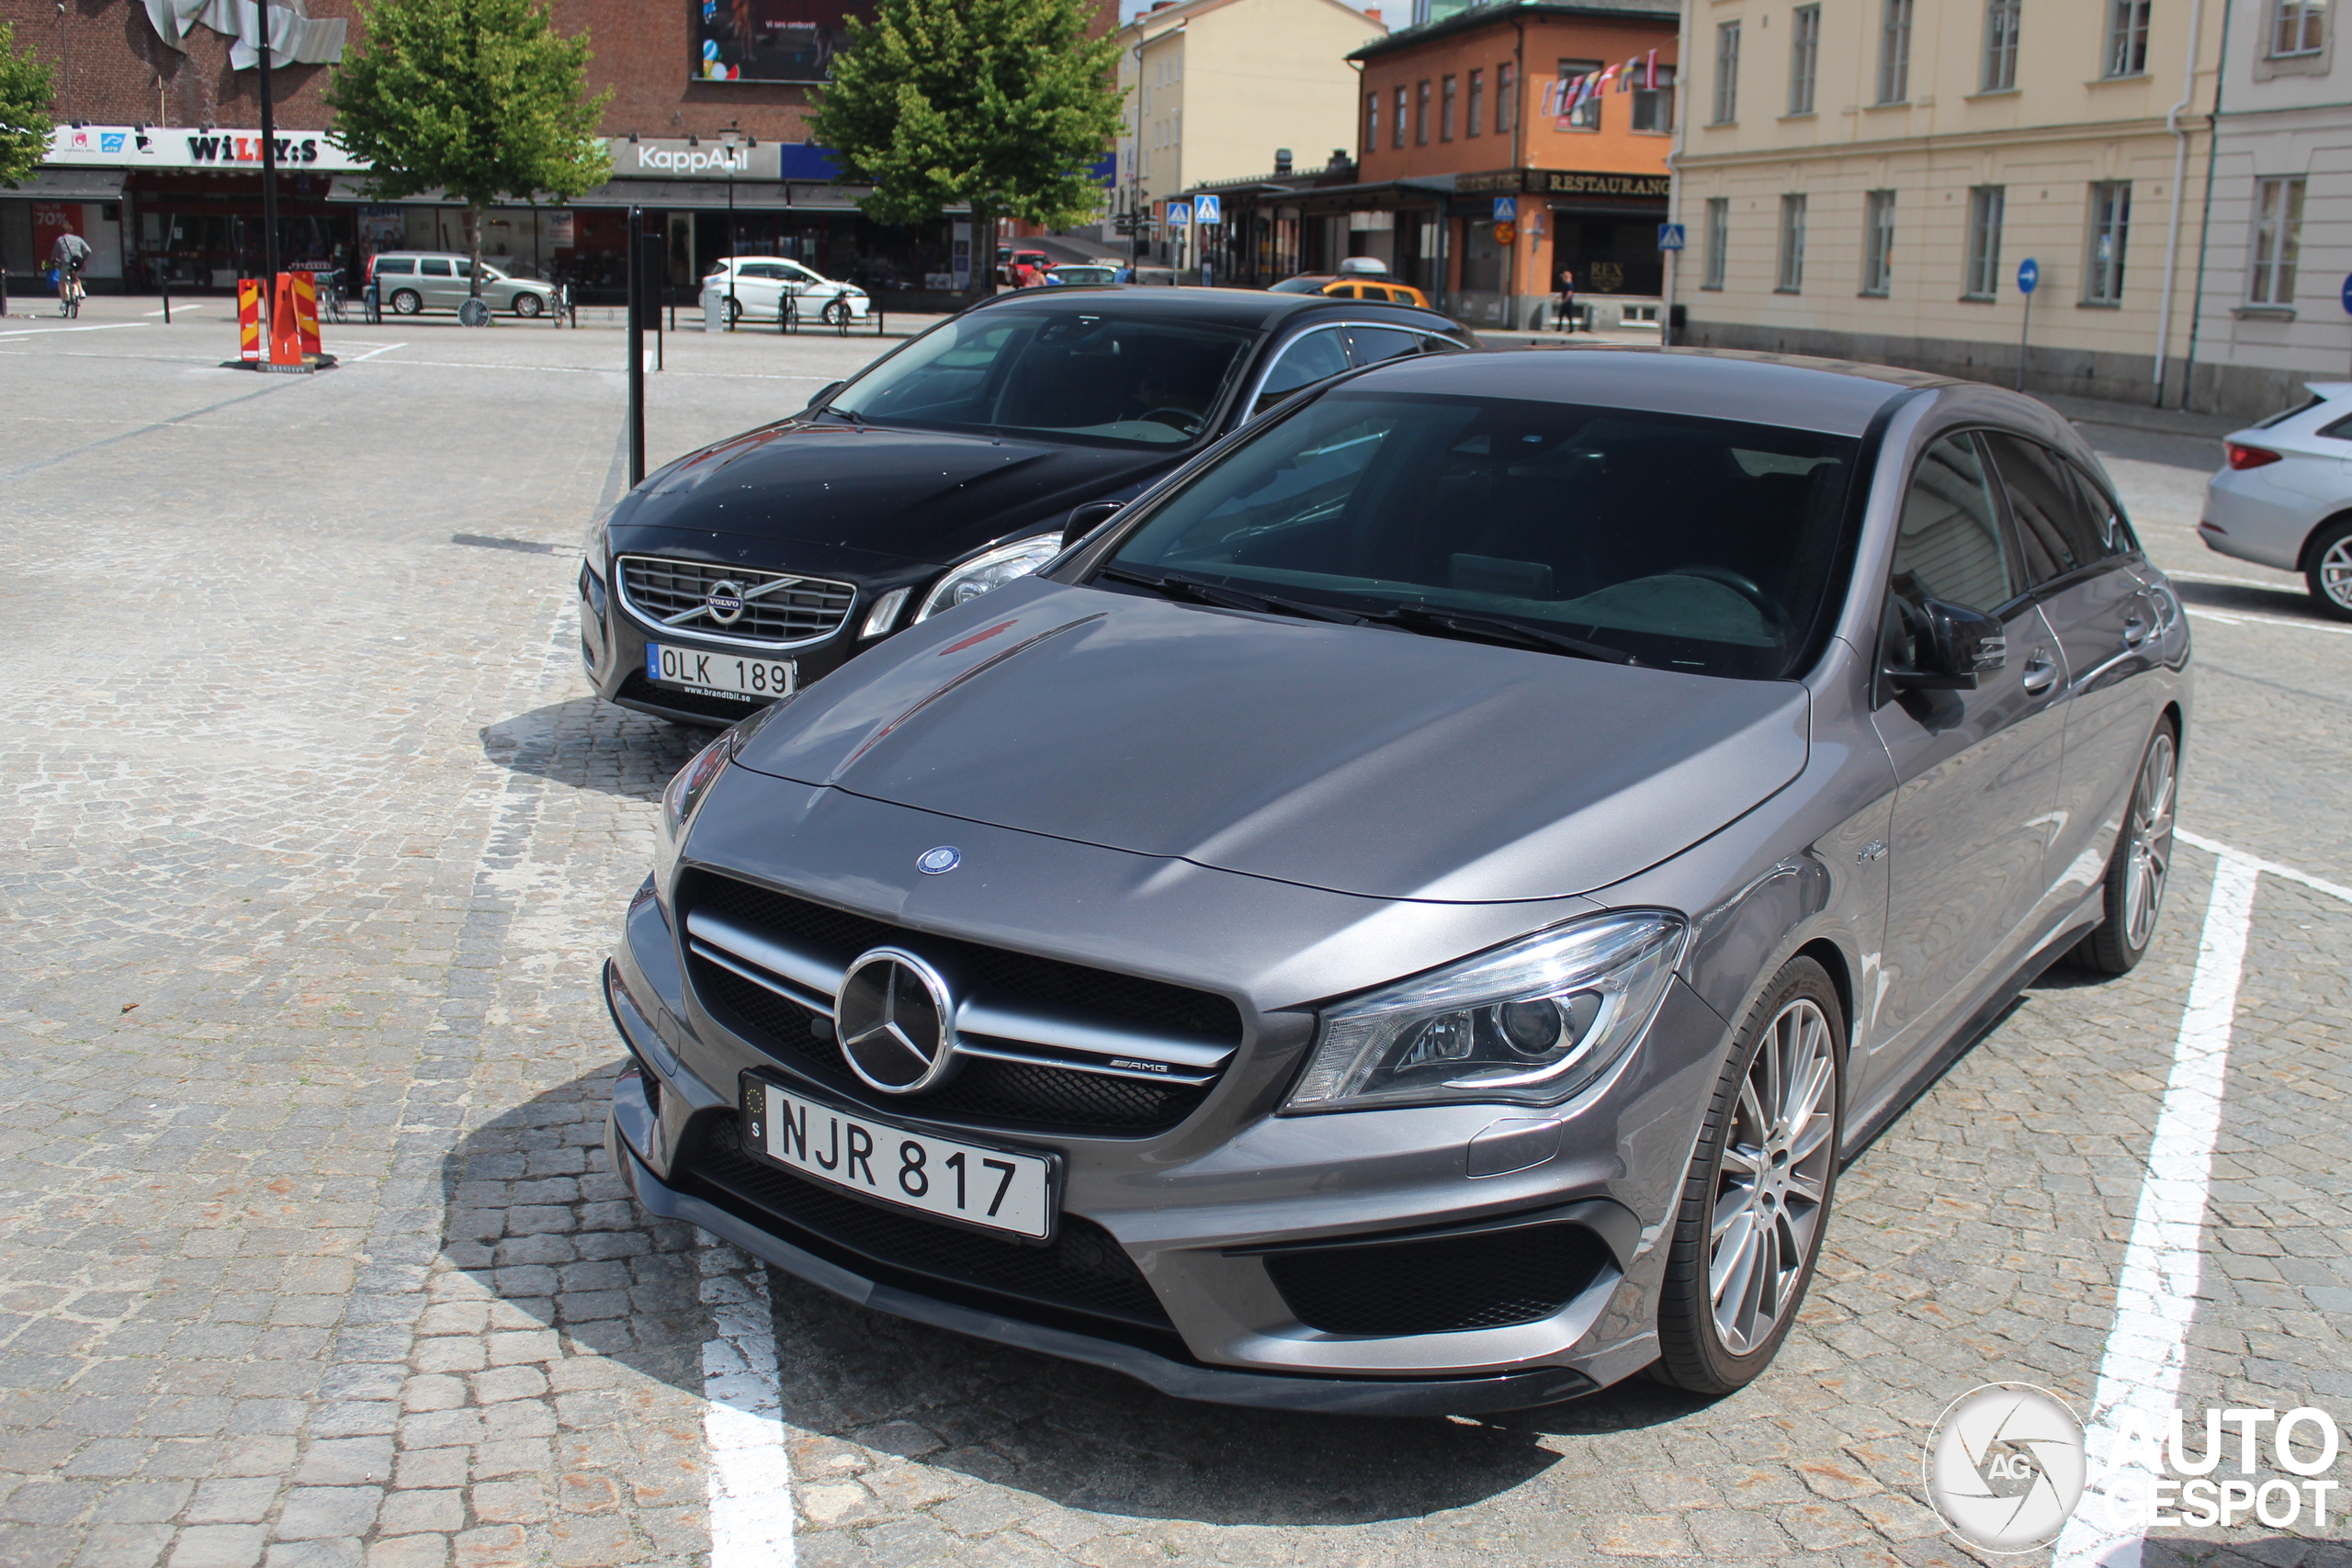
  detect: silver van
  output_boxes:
[370,252,559,318]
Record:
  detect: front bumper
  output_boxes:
[600,795,1727,1410]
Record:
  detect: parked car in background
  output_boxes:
[2201,381,2352,617]
[1271,257,1432,310]
[368,253,560,318]
[1047,263,1129,286]
[604,347,2190,1412]
[703,258,873,326]
[578,288,1476,728]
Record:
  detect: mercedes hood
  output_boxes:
[729,577,1811,903]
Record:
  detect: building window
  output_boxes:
[1861,190,1896,295]
[1778,193,1807,291]
[1365,93,1378,154]
[2249,175,2306,304]
[1559,59,1602,131]
[1632,63,1677,132]
[1442,74,1457,141]
[1878,0,1914,102]
[1395,85,1408,149]
[2273,0,2327,54]
[1498,61,1516,132]
[2085,181,2132,302]
[1703,197,1729,288]
[1467,69,1484,136]
[2106,0,2152,75]
[1790,6,1820,115]
[1983,0,2021,90]
[1416,80,1430,145]
[1713,22,1741,123]
[1964,186,2006,298]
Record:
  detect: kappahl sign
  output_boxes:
[614,139,778,179]
[45,124,368,172]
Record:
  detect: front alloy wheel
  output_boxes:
[2075,722,2178,975]
[1656,958,1844,1393]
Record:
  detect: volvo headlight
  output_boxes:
[1284,913,1687,1113]
[581,513,608,580]
[912,534,1062,622]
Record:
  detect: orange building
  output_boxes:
[1190,0,1675,326]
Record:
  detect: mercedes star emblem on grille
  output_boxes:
[834,948,960,1094]
[916,846,961,874]
[704,581,746,625]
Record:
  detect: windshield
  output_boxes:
[829,309,1256,447]
[1094,390,1860,679]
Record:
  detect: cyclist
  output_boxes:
[51,231,92,317]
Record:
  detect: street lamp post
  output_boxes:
[720,125,741,331]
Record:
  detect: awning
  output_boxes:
[11,167,128,200]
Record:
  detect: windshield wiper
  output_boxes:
[1096,565,1371,626]
[1370,604,1641,666]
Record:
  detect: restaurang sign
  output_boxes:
[1456,168,1673,198]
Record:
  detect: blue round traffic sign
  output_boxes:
[2340,273,2352,313]
[2018,258,2040,295]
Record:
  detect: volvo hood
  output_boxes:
[732,578,1811,903]
[606,420,1159,566]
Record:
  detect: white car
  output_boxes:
[703,257,871,325]
[2201,380,2352,616]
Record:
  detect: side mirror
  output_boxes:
[1885,598,2006,692]
[1062,500,1125,547]
[805,379,846,412]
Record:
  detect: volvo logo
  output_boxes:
[916,845,961,875]
[704,580,747,625]
[834,948,959,1095]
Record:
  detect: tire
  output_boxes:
[2073,720,2179,976]
[2304,518,2352,621]
[724,296,743,326]
[514,293,544,318]
[390,289,423,316]
[822,297,850,326]
[1654,957,1845,1395]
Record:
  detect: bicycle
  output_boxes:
[58,270,85,319]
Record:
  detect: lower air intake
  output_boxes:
[1264,1221,1613,1337]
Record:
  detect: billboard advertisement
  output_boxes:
[695,0,871,82]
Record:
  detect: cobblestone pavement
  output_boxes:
[1,310,2345,1568]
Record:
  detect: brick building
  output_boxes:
[1,0,1113,304]
[1182,0,1676,325]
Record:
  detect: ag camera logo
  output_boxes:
[1924,1383,2086,1551]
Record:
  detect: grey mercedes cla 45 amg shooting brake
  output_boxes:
[604,348,2191,1413]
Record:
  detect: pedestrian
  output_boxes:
[51,231,93,317]
[1555,265,1577,334]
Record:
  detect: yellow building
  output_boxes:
[1113,0,1389,264]
[1670,0,2225,404]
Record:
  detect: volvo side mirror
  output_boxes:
[1885,599,2006,692]
[1063,500,1125,547]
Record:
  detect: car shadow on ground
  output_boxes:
[446,1071,1722,1531]
[479,695,705,803]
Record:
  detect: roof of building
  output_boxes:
[1348,0,1677,62]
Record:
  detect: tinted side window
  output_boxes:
[2318,412,2352,441]
[1344,324,1422,367]
[1984,432,2109,584]
[2064,463,2137,555]
[376,258,413,274]
[420,258,453,276]
[1892,434,2013,614]
[1252,328,1351,415]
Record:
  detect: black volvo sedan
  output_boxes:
[578,288,1476,725]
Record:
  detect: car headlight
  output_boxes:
[1283,912,1687,1113]
[652,702,789,888]
[581,513,608,580]
[912,534,1062,622]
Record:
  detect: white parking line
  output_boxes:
[699,1240,795,1567]
[144,303,204,316]
[342,342,410,363]
[2184,605,2352,637]
[0,321,147,340]
[2178,828,2352,905]
[2056,846,2262,1568]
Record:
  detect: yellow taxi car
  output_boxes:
[1269,261,1432,310]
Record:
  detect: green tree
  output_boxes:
[0,21,57,190]
[809,0,1122,301]
[323,0,611,298]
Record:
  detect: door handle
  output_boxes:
[2122,613,2149,647]
[2021,651,2058,695]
